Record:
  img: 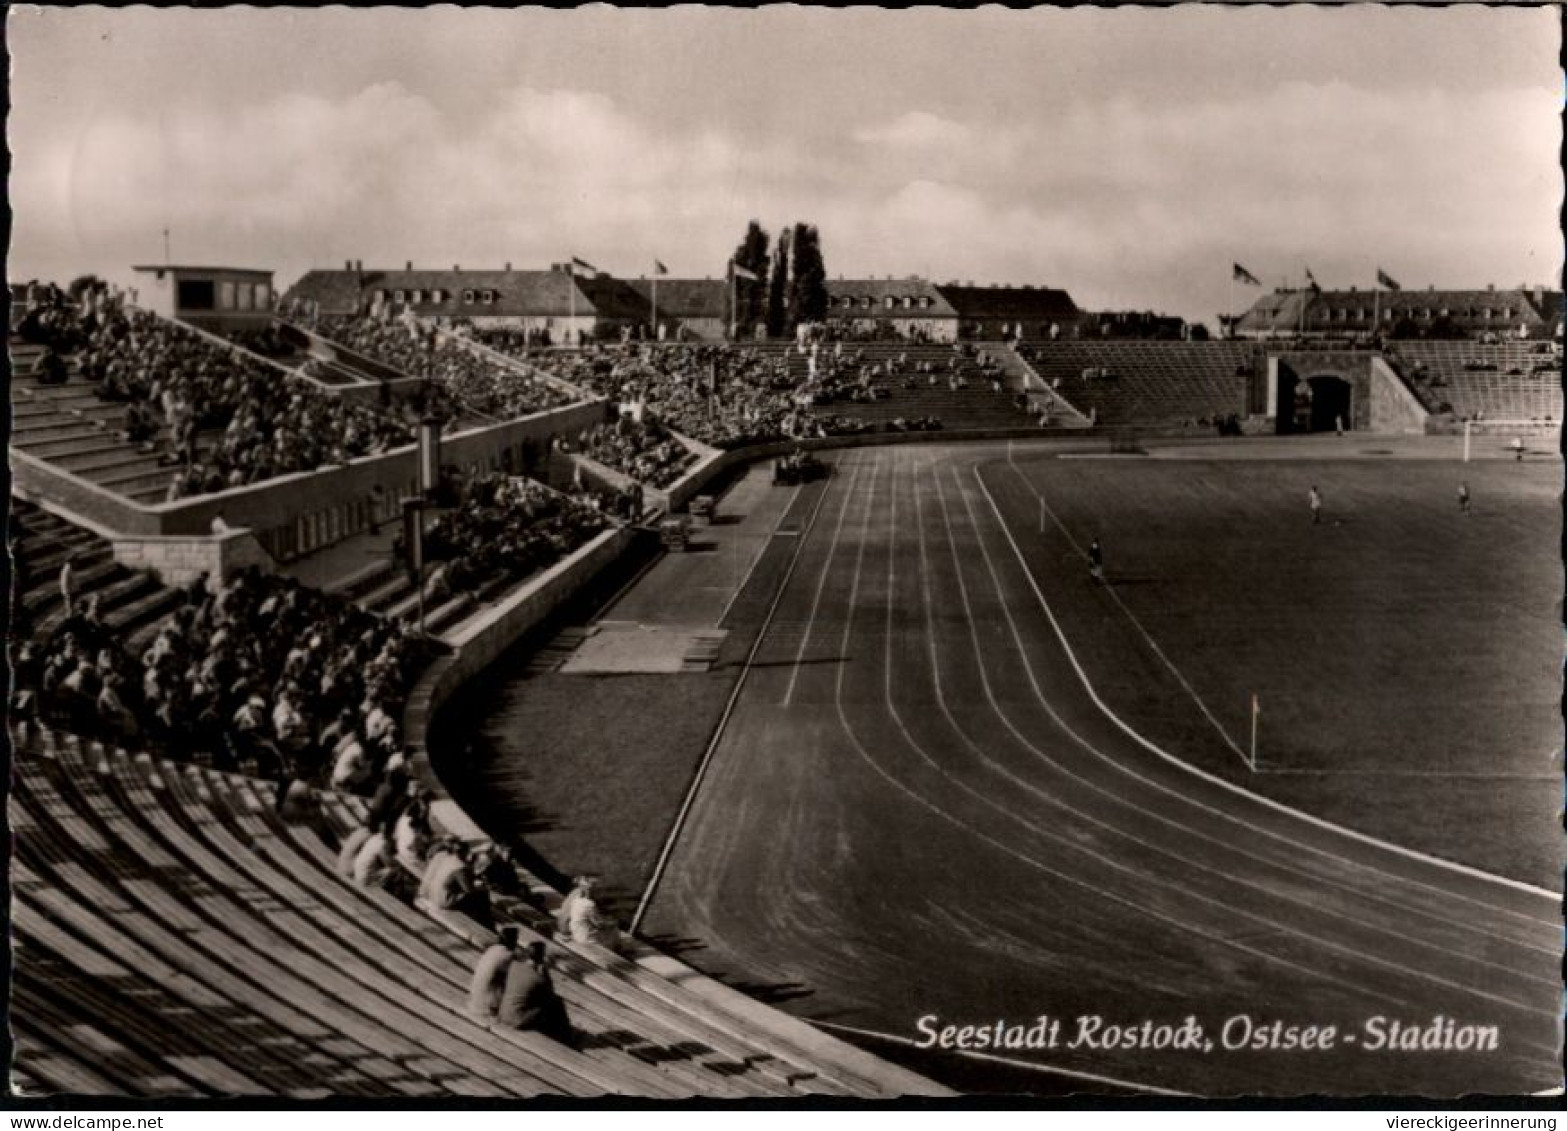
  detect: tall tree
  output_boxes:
[765,227,791,339]
[787,224,828,329]
[731,220,770,335]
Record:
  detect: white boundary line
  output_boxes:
[810,1019,1195,1098]
[931,461,1556,1010]
[716,479,804,628]
[782,457,869,707]
[1006,444,1252,764]
[629,471,839,936]
[927,458,1558,968]
[971,457,1558,904]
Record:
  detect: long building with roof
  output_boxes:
[284,264,1088,344]
[1235,284,1561,341]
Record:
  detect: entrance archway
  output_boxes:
[1306,375,1352,432]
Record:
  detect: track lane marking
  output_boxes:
[974,450,1558,909]
[715,478,805,629]
[629,466,840,936]
[926,460,1557,1020]
[781,455,871,707]
[826,453,1420,1028]
[907,459,1560,979]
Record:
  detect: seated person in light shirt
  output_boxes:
[466,925,520,1020]
[331,730,372,790]
[393,796,433,874]
[351,829,396,889]
[555,876,622,952]
[417,839,470,909]
[336,825,372,877]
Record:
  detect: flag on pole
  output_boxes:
[1233,263,1261,286]
[1304,268,1321,293]
[1376,268,1401,291]
[653,259,669,276]
[570,256,598,275]
[730,261,759,282]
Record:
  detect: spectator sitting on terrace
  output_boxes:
[468,924,522,1020]
[417,838,482,912]
[556,876,623,952]
[394,792,434,873]
[351,828,397,889]
[497,941,576,1046]
[33,344,69,385]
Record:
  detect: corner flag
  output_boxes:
[1305,268,1322,294]
[570,256,599,275]
[730,261,759,282]
[653,259,669,276]
[1233,263,1261,286]
[1376,268,1401,291]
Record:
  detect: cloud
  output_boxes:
[10,76,1559,325]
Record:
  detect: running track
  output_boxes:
[638,443,1561,1097]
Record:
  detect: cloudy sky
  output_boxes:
[8,5,1561,326]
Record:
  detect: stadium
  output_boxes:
[6,6,1562,1106]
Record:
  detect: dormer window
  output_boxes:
[463,289,475,304]
[394,289,406,303]
[482,290,496,305]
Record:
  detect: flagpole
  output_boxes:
[1249,694,1259,772]
[568,261,576,347]
[1228,270,1235,340]
[651,266,658,342]
[1372,277,1381,343]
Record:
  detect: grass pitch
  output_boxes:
[981,445,1561,888]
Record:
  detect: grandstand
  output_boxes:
[11,724,943,1098]
[1021,341,1260,427]
[8,263,1562,1099]
[10,342,194,505]
[1390,340,1562,423]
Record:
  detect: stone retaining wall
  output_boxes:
[111,528,274,587]
[400,524,637,786]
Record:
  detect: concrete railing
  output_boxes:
[14,400,612,561]
[400,524,638,786]
[111,527,274,588]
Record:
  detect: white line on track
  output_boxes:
[930,459,1556,1015]
[1005,445,1251,764]
[629,469,839,936]
[782,456,870,708]
[836,455,1413,1017]
[974,449,1558,906]
[715,479,804,629]
[810,1019,1195,1098]
[909,458,1558,976]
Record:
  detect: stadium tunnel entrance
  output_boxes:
[1271,356,1368,434]
[1306,375,1352,432]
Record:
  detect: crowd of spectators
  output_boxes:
[313,313,575,420]
[16,282,443,500]
[395,473,611,609]
[13,567,426,800]
[485,340,872,449]
[563,416,697,489]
